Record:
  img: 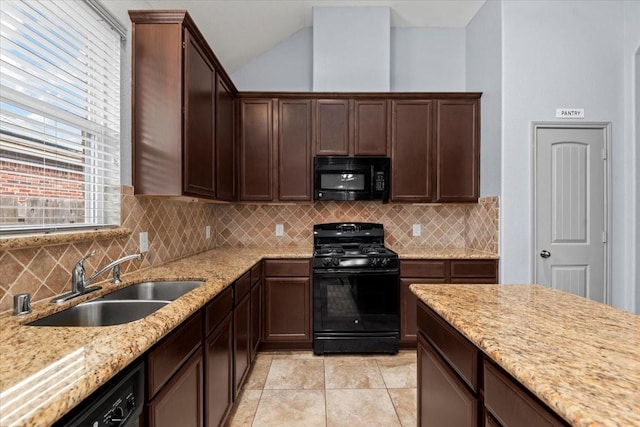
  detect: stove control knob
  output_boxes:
[371,258,379,267]
[322,258,332,267]
[380,258,389,267]
[331,258,340,267]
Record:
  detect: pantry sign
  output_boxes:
[556,108,585,119]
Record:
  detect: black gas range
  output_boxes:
[312,223,399,355]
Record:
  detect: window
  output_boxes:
[0,0,124,234]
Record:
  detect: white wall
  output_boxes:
[500,1,635,311]
[465,1,502,197]
[232,26,467,93]
[391,28,465,91]
[624,0,640,313]
[232,28,313,92]
[313,6,390,91]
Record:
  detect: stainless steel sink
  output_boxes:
[99,280,204,301]
[27,300,169,327]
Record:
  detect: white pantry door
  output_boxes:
[534,125,607,302]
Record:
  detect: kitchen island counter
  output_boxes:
[410,284,640,427]
[0,246,311,427]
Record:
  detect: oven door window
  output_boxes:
[314,272,399,333]
[320,173,366,191]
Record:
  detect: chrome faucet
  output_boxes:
[52,251,143,304]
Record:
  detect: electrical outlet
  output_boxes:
[139,231,149,252]
[205,225,211,239]
[412,224,421,237]
[275,224,284,237]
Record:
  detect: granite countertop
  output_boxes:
[0,245,497,426]
[0,247,311,427]
[394,247,499,259]
[410,284,640,427]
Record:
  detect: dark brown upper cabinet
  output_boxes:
[130,11,237,200]
[215,76,236,201]
[277,99,313,201]
[353,99,389,156]
[315,98,389,157]
[391,100,434,202]
[239,99,274,201]
[183,30,215,198]
[435,99,480,202]
[315,99,350,156]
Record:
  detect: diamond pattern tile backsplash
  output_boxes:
[0,187,498,313]
[0,186,217,313]
[215,197,499,252]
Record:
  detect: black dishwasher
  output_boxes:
[53,359,145,427]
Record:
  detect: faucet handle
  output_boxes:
[72,250,96,293]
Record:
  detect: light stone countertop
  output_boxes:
[394,247,499,259]
[0,246,498,426]
[0,247,311,427]
[410,284,640,427]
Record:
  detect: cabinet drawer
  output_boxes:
[148,311,203,398]
[417,301,478,392]
[147,347,203,427]
[264,259,310,277]
[418,334,478,426]
[251,262,263,285]
[400,260,446,278]
[450,260,497,279]
[205,286,233,336]
[235,271,251,302]
[484,361,566,427]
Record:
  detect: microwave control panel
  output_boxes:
[374,171,385,191]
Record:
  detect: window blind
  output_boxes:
[0,0,122,234]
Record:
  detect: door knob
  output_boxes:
[540,250,551,258]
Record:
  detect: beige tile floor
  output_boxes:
[226,350,417,427]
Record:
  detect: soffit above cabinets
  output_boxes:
[115,0,485,73]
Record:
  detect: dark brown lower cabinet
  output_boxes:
[250,278,262,360]
[234,290,251,395]
[262,259,311,349]
[147,348,204,427]
[417,301,569,427]
[418,334,477,427]
[205,313,233,427]
[484,361,566,427]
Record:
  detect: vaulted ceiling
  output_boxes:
[103,0,485,72]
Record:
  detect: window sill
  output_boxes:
[0,227,132,251]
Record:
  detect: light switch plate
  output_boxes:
[139,231,149,252]
[275,224,284,237]
[205,225,211,239]
[412,224,421,237]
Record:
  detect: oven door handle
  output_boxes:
[313,268,399,275]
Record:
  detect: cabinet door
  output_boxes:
[391,100,434,202]
[278,99,312,201]
[435,99,479,202]
[183,29,215,198]
[148,348,204,427]
[353,99,389,156]
[216,76,235,201]
[234,292,251,395]
[263,277,311,342]
[205,313,233,427]
[240,99,273,201]
[418,334,477,427]
[400,277,444,345]
[316,99,350,155]
[250,279,262,361]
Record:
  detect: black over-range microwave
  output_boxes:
[313,157,390,202]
